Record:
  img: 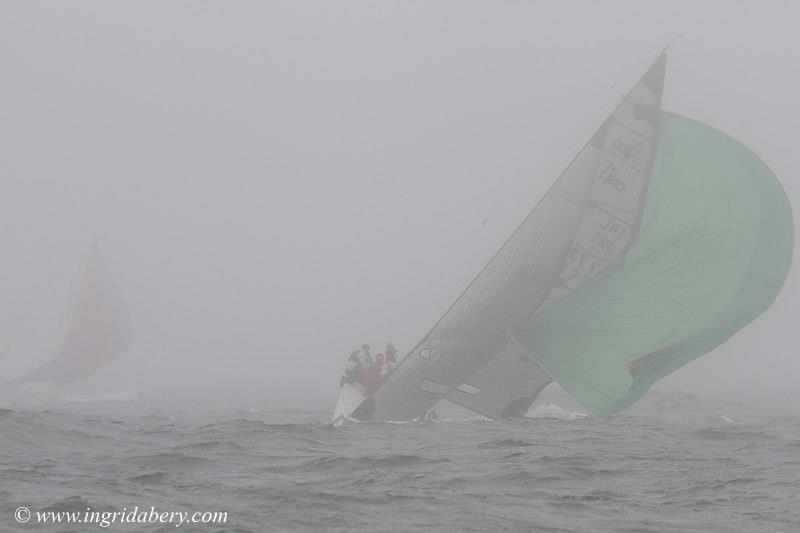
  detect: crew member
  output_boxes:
[375,342,398,377]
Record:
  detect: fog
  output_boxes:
[1,1,798,410]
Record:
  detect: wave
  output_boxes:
[169,440,248,453]
[196,419,323,439]
[271,454,449,474]
[691,427,772,441]
[476,438,535,449]
[128,471,168,484]
[526,403,588,420]
[429,415,491,423]
[131,452,215,469]
[41,495,96,513]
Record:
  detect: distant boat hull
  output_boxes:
[332,383,365,425]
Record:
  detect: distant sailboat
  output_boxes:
[334,51,793,423]
[6,244,130,388]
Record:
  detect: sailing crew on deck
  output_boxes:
[340,349,369,388]
[340,345,382,396]
[360,344,373,366]
[358,344,382,396]
[375,342,398,377]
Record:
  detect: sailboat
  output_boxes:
[333,51,793,424]
[1,244,130,396]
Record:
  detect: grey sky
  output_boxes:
[1,1,797,408]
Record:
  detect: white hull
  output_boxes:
[332,382,366,425]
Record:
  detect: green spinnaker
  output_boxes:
[512,113,794,416]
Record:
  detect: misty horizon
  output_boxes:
[1,1,798,411]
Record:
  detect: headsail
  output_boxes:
[352,54,668,422]
[15,245,130,384]
[511,113,794,416]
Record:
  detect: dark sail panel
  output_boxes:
[445,341,551,420]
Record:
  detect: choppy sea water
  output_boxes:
[2,391,799,532]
